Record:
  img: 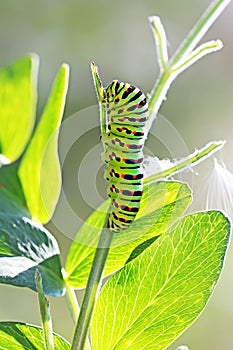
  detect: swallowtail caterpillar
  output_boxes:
[91,63,149,232]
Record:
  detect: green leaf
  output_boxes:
[91,211,230,350]
[18,64,69,224]
[0,165,29,217]
[0,322,70,349]
[65,181,192,289]
[0,54,38,163]
[0,215,65,296]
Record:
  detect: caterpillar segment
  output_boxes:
[102,79,149,232]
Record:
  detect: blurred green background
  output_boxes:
[0,0,233,348]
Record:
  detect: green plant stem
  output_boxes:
[143,140,225,185]
[171,0,231,65]
[36,270,54,350]
[71,225,113,350]
[66,285,80,321]
[149,16,168,72]
[172,40,222,74]
[63,271,80,322]
[148,0,231,122]
[148,41,221,124]
[63,272,92,350]
[148,69,172,118]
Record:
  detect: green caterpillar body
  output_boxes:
[102,80,149,232]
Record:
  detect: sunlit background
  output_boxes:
[0,0,233,348]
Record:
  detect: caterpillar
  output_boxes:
[101,79,149,232]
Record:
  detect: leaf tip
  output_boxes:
[27,51,39,64]
[210,39,224,51]
[91,61,96,69]
[60,63,70,81]
[91,61,104,101]
[25,52,40,77]
[148,15,161,25]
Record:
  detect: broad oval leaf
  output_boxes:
[18,64,69,224]
[0,55,38,163]
[91,211,230,350]
[0,322,70,349]
[0,215,65,296]
[65,181,192,288]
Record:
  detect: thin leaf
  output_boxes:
[144,141,225,184]
[148,0,230,121]
[172,40,223,75]
[0,322,70,349]
[149,16,169,72]
[171,0,232,65]
[91,62,107,135]
[0,215,65,296]
[18,64,69,223]
[65,181,192,289]
[0,54,38,162]
[91,211,230,350]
